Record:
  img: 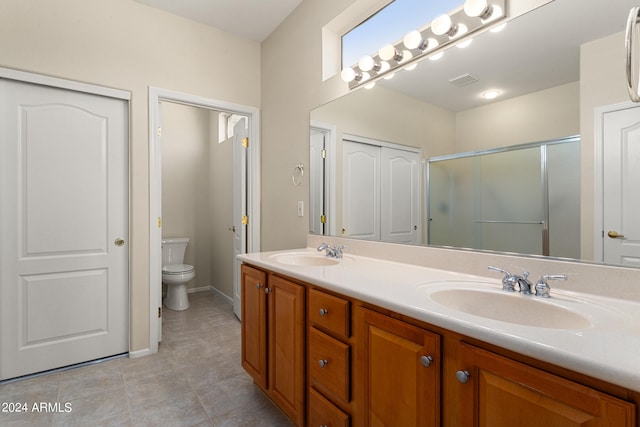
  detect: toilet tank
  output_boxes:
[162,237,189,266]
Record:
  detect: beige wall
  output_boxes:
[580,32,629,261]
[161,103,235,298]
[0,0,260,351]
[161,102,212,292]
[455,81,580,151]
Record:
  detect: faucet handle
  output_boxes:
[488,266,515,292]
[333,245,346,258]
[535,274,567,298]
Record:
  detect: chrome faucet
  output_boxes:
[535,274,568,298]
[511,271,533,295]
[317,243,345,259]
[489,266,568,298]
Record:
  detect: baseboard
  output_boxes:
[129,348,155,359]
[187,286,211,294]
[208,286,233,304]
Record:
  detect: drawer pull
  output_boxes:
[456,370,471,384]
[319,359,329,368]
[319,308,329,317]
[420,355,433,368]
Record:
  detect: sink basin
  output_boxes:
[426,286,592,329]
[270,252,342,266]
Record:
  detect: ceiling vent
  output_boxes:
[449,73,478,87]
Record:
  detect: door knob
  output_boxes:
[114,238,125,247]
[456,370,471,384]
[420,355,433,368]
[607,230,625,239]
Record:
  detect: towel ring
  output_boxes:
[292,163,304,186]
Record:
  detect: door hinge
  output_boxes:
[158,307,162,318]
[242,215,249,225]
[157,127,162,137]
[320,215,327,224]
[158,217,162,228]
[322,149,327,159]
[242,137,249,148]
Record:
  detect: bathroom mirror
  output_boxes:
[310,0,638,264]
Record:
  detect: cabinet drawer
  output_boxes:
[308,387,350,427]
[309,288,350,338]
[309,327,350,403]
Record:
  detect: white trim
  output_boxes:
[128,348,154,359]
[148,86,260,355]
[343,133,421,153]
[0,67,130,100]
[593,101,638,262]
[208,286,234,305]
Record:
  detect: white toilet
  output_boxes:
[162,237,195,311]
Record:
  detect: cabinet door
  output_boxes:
[362,308,441,427]
[268,274,305,426]
[456,343,636,427]
[240,264,267,390]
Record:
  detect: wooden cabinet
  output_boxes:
[454,342,636,427]
[241,264,638,427]
[360,307,441,427]
[240,265,305,426]
[307,288,353,426]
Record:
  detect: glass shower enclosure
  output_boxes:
[427,136,580,258]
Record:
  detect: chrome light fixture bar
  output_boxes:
[341,0,507,89]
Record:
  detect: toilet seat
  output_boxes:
[162,264,195,275]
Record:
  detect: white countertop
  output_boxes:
[239,248,640,392]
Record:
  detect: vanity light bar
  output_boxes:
[341,0,507,90]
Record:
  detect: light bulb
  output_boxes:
[379,44,402,61]
[383,73,395,80]
[426,38,439,51]
[432,14,453,36]
[464,0,490,18]
[364,81,376,89]
[490,22,507,33]
[405,63,418,71]
[358,55,376,72]
[457,39,473,48]
[403,30,425,50]
[400,50,413,63]
[482,90,501,99]
[379,61,390,73]
[340,67,357,83]
[429,52,444,61]
[455,24,468,39]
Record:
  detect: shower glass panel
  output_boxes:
[427,137,580,257]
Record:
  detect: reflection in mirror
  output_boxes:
[310,0,640,266]
[427,137,580,258]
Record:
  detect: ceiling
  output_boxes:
[134,0,303,42]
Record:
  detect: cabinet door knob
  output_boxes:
[420,355,433,368]
[319,359,328,368]
[319,308,329,317]
[256,283,263,289]
[265,287,272,294]
[456,370,470,384]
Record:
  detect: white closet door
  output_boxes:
[233,118,248,320]
[0,78,129,380]
[381,148,420,244]
[342,141,380,240]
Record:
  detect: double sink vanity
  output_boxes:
[239,237,640,426]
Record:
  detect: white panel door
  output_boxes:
[603,106,640,267]
[343,141,380,240]
[0,79,129,380]
[233,118,248,320]
[381,147,420,244]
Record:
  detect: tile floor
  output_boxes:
[0,291,294,426]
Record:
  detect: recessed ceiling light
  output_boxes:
[482,90,501,100]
